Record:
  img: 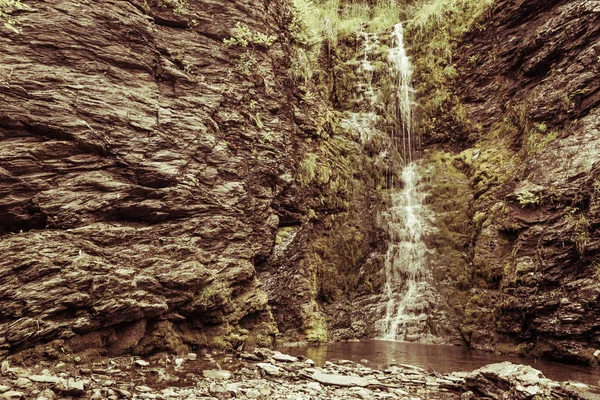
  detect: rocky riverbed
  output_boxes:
[0,348,598,400]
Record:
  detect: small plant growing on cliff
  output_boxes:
[592,258,600,278]
[162,0,188,14]
[571,213,590,256]
[233,52,258,76]
[145,0,188,14]
[0,0,22,33]
[593,179,600,196]
[573,230,589,256]
[515,190,540,207]
[223,22,276,48]
[298,153,318,186]
[224,22,275,78]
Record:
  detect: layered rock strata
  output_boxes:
[424,0,600,365]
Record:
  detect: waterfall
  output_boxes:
[388,23,414,165]
[339,22,437,341]
[380,162,435,340]
[379,23,436,341]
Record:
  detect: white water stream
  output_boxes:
[340,22,436,341]
[388,23,415,164]
[380,162,435,340]
[379,24,436,341]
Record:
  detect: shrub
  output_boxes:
[223,22,276,48]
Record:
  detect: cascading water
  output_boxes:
[340,22,438,341]
[388,23,415,165]
[380,163,435,341]
[379,23,437,341]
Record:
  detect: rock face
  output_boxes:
[423,0,600,364]
[0,0,294,355]
[0,0,388,356]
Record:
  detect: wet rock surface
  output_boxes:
[1,349,596,400]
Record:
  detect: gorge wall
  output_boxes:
[0,0,388,359]
[2,0,599,368]
[421,0,600,365]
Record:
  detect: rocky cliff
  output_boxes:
[0,0,388,358]
[421,0,600,365]
[3,0,598,368]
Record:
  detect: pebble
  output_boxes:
[307,370,369,387]
[202,370,232,380]
[113,388,132,398]
[0,350,594,400]
[28,375,62,384]
[240,352,262,362]
[0,391,24,400]
[35,388,55,400]
[272,352,298,363]
[135,360,150,367]
[14,378,31,388]
[209,383,230,398]
[245,388,261,398]
[256,363,282,377]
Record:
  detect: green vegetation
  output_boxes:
[223,22,277,48]
[287,0,405,94]
[292,0,404,41]
[460,289,495,342]
[508,102,560,156]
[293,123,386,305]
[515,190,540,207]
[144,0,189,14]
[223,22,276,77]
[298,153,319,186]
[1,0,21,33]
[405,0,493,137]
[423,150,474,291]
[566,211,590,256]
[288,0,497,143]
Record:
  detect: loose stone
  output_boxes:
[202,370,232,380]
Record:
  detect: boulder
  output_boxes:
[465,362,593,400]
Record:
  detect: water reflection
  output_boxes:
[282,340,600,386]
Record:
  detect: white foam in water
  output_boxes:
[380,163,435,341]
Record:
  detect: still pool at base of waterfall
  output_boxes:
[279,340,600,386]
